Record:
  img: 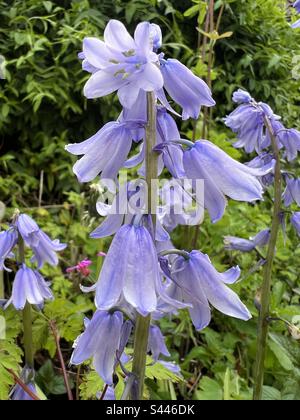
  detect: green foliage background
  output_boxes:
[0,0,300,400]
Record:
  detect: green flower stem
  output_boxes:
[253,117,282,400]
[131,92,158,400]
[0,270,4,299]
[19,237,34,368]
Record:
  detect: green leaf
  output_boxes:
[268,340,294,371]
[194,377,223,400]
[184,5,200,18]
[262,386,281,400]
[0,339,23,400]
[79,370,104,400]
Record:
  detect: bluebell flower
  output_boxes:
[169,251,251,330]
[101,386,116,400]
[183,140,270,223]
[224,98,278,153]
[158,360,182,377]
[160,59,215,120]
[246,153,275,187]
[283,178,300,206]
[148,325,170,361]
[71,310,123,385]
[0,228,17,271]
[154,108,185,177]
[11,382,37,401]
[224,229,270,252]
[95,223,160,316]
[16,214,66,268]
[277,129,300,162]
[232,89,252,104]
[292,19,300,28]
[8,265,53,310]
[66,121,143,183]
[291,212,300,236]
[81,20,164,108]
[294,0,300,13]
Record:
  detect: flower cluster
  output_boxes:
[66,20,270,391]
[0,213,66,310]
[225,89,300,246]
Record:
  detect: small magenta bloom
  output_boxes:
[67,259,92,277]
[148,325,170,361]
[16,214,66,268]
[170,251,251,330]
[66,121,141,183]
[81,20,164,108]
[224,229,270,252]
[95,223,160,316]
[0,229,17,271]
[71,310,123,385]
[283,178,300,207]
[183,140,269,223]
[10,265,53,310]
[160,58,215,120]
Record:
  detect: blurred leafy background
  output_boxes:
[0,0,300,400]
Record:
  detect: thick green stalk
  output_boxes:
[131,92,157,400]
[19,237,34,368]
[253,117,282,400]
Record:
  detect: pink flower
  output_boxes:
[97,252,107,257]
[67,259,92,277]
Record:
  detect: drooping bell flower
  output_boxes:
[224,229,270,252]
[232,89,252,104]
[11,383,37,401]
[283,178,300,207]
[160,58,215,120]
[277,129,300,162]
[294,0,300,13]
[94,223,160,316]
[81,20,164,108]
[16,214,66,268]
[246,153,275,187]
[169,251,251,330]
[224,97,278,153]
[66,121,143,183]
[183,140,269,223]
[158,360,182,377]
[148,325,170,362]
[291,212,300,236]
[0,228,17,271]
[8,265,53,310]
[71,310,123,385]
[10,367,38,401]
